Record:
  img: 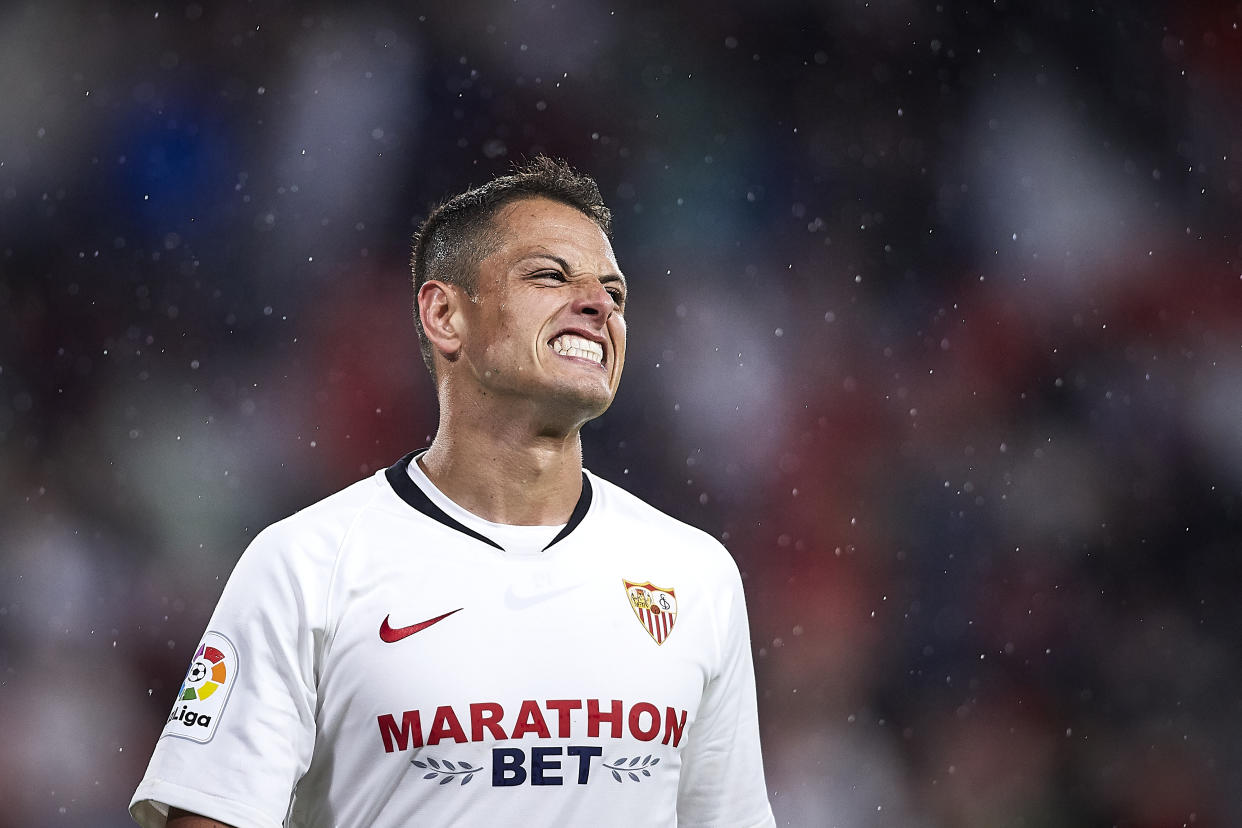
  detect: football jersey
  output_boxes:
[130,452,775,828]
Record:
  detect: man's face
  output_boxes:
[456,197,627,426]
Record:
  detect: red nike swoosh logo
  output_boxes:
[379,608,463,643]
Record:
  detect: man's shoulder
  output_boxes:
[246,471,391,561]
[296,471,391,520]
[585,471,745,602]
[585,470,730,556]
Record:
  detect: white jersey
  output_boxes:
[130,452,775,828]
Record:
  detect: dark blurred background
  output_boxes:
[3,1,1241,825]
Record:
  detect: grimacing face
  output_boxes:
[455,197,627,427]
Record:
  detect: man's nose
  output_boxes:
[572,280,614,319]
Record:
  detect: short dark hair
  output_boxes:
[410,156,613,378]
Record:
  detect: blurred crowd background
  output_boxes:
[3,1,1241,825]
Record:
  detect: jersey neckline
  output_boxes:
[384,450,593,553]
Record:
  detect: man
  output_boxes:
[130,157,775,827]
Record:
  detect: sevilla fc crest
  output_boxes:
[624,580,678,645]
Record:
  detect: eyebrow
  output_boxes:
[521,253,627,289]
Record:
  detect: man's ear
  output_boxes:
[417,280,466,363]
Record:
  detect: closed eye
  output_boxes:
[527,269,625,307]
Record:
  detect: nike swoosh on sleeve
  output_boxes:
[379,608,463,643]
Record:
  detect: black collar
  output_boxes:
[384,451,593,552]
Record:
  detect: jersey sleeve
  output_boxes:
[676,551,776,828]
[130,520,333,828]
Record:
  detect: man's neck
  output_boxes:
[419,417,585,526]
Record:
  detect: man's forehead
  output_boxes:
[513,246,624,281]
[497,212,620,260]
[496,199,607,239]
[483,198,622,277]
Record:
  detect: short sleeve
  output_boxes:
[676,553,776,828]
[130,522,331,828]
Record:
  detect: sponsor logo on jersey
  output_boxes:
[163,631,237,743]
[377,698,686,788]
[623,580,678,644]
[408,749,663,788]
[377,698,687,753]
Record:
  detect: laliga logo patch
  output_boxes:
[164,631,237,743]
[624,580,678,645]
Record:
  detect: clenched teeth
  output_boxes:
[550,333,604,365]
